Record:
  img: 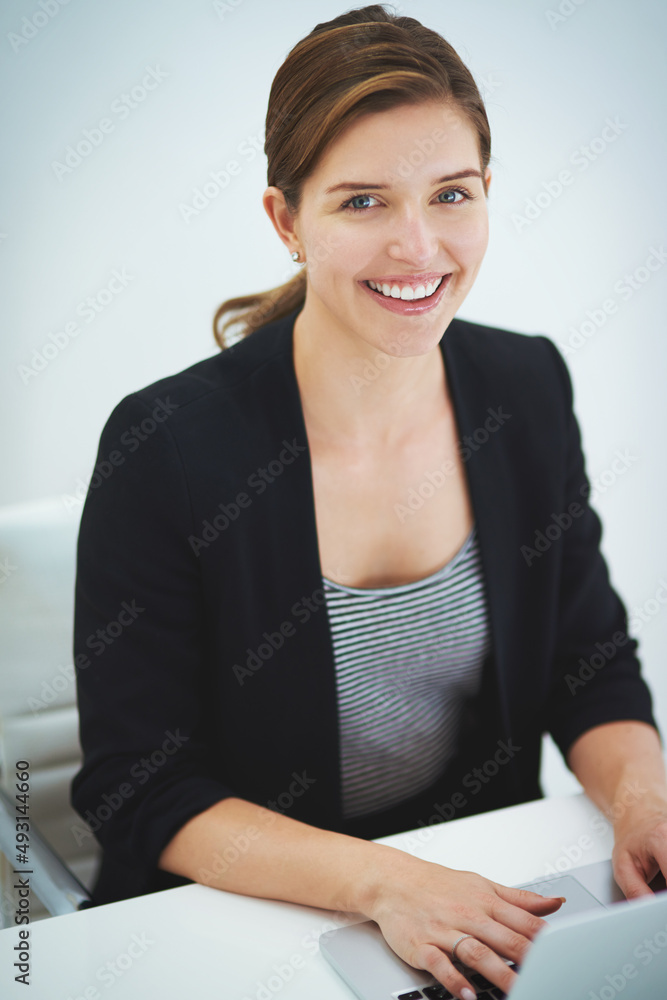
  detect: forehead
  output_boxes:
[307,101,480,191]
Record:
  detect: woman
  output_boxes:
[72,6,667,999]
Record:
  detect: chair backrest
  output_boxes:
[0,496,99,924]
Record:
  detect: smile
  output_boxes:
[358,273,451,315]
[365,276,444,300]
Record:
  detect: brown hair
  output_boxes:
[212,3,491,349]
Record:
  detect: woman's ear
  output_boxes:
[262,186,300,256]
[483,167,492,196]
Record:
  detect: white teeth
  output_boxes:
[367,277,444,300]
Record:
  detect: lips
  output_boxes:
[365,276,444,301]
[358,273,451,315]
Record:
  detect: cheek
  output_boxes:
[450,215,489,265]
[308,241,367,288]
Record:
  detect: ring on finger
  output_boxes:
[451,933,476,963]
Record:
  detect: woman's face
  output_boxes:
[287,100,491,356]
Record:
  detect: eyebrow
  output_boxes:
[324,170,483,195]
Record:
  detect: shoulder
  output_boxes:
[100,310,297,436]
[134,310,293,409]
[445,316,574,409]
[446,315,566,375]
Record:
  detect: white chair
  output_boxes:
[0,497,98,924]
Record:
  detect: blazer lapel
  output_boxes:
[440,323,518,744]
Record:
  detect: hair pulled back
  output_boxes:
[213,4,490,349]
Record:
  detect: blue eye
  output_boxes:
[438,188,469,203]
[342,194,377,212]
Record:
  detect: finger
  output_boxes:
[614,855,656,900]
[483,898,558,956]
[418,944,480,1000]
[644,843,667,889]
[445,934,520,997]
[494,882,567,916]
[649,850,667,890]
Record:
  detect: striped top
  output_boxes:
[322,524,491,820]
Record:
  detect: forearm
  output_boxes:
[566,720,667,818]
[158,795,567,999]
[157,795,413,915]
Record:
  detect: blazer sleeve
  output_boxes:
[537,337,659,757]
[71,392,235,871]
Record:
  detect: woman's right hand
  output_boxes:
[362,850,564,999]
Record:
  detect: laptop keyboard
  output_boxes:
[397,968,509,999]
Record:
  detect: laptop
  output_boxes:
[319,860,667,999]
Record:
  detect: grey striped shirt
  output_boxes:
[322,524,491,820]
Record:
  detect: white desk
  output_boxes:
[0,793,615,1000]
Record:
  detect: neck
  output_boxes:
[292,301,449,451]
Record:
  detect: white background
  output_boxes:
[2,0,666,792]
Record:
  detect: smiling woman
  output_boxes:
[213,7,491,347]
[71,6,666,1000]
[269,101,490,334]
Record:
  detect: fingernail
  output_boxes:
[461,989,477,1000]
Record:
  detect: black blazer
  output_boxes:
[71,308,657,904]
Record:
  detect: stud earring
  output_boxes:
[291,250,304,263]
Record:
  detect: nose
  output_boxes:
[386,206,442,267]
